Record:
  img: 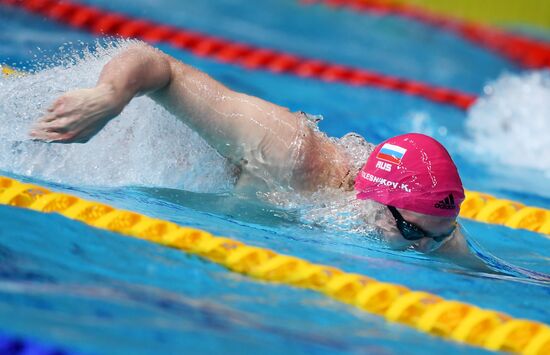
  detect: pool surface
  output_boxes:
[1,0,549,354]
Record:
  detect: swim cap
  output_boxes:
[355,133,464,217]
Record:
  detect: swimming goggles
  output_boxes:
[387,206,456,243]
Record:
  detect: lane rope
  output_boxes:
[381,0,550,31]
[1,65,21,76]
[304,0,550,69]
[461,191,550,237]
[0,0,477,110]
[0,175,549,354]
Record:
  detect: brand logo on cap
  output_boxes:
[376,143,407,165]
[434,194,456,210]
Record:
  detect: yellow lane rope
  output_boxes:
[460,191,550,236]
[392,0,550,31]
[0,175,548,354]
[1,65,21,76]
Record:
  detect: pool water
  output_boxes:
[1,0,549,354]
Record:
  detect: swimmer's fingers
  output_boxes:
[46,98,63,114]
[37,113,61,123]
[30,118,76,141]
[33,112,91,133]
[31,118,71,134]
[30,118,100,143]
[31,86,117,143]
[29,130,64,142]
[30,129,82,144]
[38,92,81,124]
[35,107,72,125]
[38,97,78,124]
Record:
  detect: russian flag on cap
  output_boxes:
[376,143,407,165]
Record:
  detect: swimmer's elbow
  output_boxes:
[110,42,173,96]
[122,41,165,61]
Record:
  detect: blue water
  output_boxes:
[1,1,550,354]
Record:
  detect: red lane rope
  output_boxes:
[304,0,550,69]
[1,0,477,110]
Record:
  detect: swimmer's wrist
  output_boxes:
[95,83,130,114]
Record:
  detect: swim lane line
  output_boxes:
[0,0,476,110]
[0,176,548,354]
[304,0,550,69]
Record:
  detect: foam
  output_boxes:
[465,71,550,176]
[0,40,235,192]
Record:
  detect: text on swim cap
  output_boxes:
[361,172,411,193]
[376,161,392,172]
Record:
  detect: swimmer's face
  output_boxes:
[375,206,457,252]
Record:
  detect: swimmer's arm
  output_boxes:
[149,50,306,162]
[429,228,493,272]
[32,43,308,164]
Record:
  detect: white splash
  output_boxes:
[465,71,550,175]
[261,132,381,237]
[0,40,235,192]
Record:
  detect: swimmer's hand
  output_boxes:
[30,84,123,143]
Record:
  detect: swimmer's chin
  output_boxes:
[384,242,411,251]
[375,230,415,251]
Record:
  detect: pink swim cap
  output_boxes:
[355,133,464,217]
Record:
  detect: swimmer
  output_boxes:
[30,43,490,271]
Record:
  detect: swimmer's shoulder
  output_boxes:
[302,128,375,192]
[288,113,357,192]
